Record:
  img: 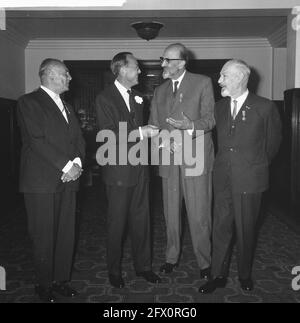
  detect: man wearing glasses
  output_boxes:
[148,43,215,280]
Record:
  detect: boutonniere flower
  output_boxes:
[134,96,143,104]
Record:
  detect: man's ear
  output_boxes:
[179,60,186,70]
[119,66,126,78]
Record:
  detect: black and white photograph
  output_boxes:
[0,0,300,307]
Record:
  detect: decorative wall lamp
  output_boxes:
[131,21,164,41]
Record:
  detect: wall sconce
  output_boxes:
[131,21,164,41]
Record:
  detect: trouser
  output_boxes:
[162,166,212,269]
[211,183,261,280]
[105,172,151,276]
[24,191,76,288]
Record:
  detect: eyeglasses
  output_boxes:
[159,57,183,64]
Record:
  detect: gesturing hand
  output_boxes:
[166,112,193,130]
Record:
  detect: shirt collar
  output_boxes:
[40,85,60,100]
[114,79,130,97]
[172,70,186,88]
[231,89,249,105]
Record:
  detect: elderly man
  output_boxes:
[199,59,282,293]
[148,43,215,279]
[17,58,85,302]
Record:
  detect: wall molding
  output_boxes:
[268,23,287,48]
[27,37,272,50]
[1,21,28,48]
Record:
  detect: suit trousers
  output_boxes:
[105,171,151,276]
[211,180,262,280]
[162,166,212,269]
[24,191,76,288]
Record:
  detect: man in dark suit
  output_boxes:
[199,59,282,293]
[148,43,215,279]
[95,52,161,288]
[17,58,85,302]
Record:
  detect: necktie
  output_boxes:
[173,81,179,97]
[127,89,136,125]
[54,95,68,123]
[232,99,238,120]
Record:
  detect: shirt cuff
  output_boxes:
[187,122,194,135]
[73,157,82,167]
[62,160,73,173]
[139,126,143,140]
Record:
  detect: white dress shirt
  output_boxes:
[172,70,186,92]
[114,80,143,139]
[231,89,249,118]
[171,71,193,134]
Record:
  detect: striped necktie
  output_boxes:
[232,99,238,120]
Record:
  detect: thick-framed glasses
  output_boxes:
[159,57,183,64]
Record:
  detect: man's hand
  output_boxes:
[140,125,160,138]
[61,163,83,183]
[166,112,194,130]
[158,139,182,154]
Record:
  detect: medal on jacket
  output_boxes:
[242,110,246,121]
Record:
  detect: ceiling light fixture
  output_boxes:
[131,21,164,41]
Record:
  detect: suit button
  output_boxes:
[230,148,233,152]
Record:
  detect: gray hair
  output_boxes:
[165,43,189,63]
[228,59,251,80]
[39,58,64,83]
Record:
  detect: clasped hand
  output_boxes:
[61,163,83,183]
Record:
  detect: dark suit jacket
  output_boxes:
[213,92,282,193]
[95,84,148,187]
[17,87,85,193]
[148,71,215,177]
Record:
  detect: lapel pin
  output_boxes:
[242,110,246,121]
[246,105,251,110]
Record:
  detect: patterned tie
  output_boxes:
[232,99,238,120]
[173,81,179,97]
[54,95,68,123]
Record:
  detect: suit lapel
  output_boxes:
[169,72,190,115]
[131,89,143,126]
[111,84,131,116]
[38,88,69,127]
[233,92,252,124]
[165,80,176,114]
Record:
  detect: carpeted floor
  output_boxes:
[1,176,300,303]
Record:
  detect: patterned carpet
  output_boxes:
[1,176,300,303]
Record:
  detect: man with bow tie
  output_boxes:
[96,52,161,288]
[17,58,85,302]
[199,59,282,294]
